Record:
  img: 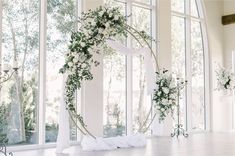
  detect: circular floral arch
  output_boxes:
[60,5,160,138]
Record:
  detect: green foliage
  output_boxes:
[153,70,187,122]
[0,104,9,144]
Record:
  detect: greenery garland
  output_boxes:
[59,5,157,138]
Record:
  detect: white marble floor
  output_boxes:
[12,133,235,156]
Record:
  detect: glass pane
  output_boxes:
[171,16,186,127]
[132,6,152,134]
[46,0,78,143]
[191,0,199,17]
[133,0,150,4]
[103,1,126,138]
[103,50,126,137]
[1,0,39,145]
[191,20,205,131]
[171,0,185,13]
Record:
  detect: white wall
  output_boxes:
[224,0,235,68]
[204,0,235,132]
[223,0,235,131]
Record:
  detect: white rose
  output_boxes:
[162,99,168,105]
[74,55,79,59]
[68,62,73,67]
[91,20,96,26]
[72,52,77,56]
[81,63,87,68]
[109,13,113,18]
[98,28,104,34]
[162,87,169,94]
[99,11,104,17]
[87,48,92,53]
[72,67,77,72]
[157,91,161,96]
[80,42,86,47]
[105,22,110,28]
[73,57,79,63]
[114,15,119,20]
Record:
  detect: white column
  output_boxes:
[82,0,104,137]
[152,0,172,136]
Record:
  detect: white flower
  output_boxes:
[72,52,77,57]
[162,99,168,105]
[160,108,165,112]
[72,67,77,72]
[114,15,119,20]
[80,42,86,47]
[87,48,92,53]
[162,87,169,94]
[73,57,79,63]
[81,63,87,68]
[68,62,73,67]
[91,19,96,26]
[105,22,110,28]
[99,10,104,17]
[157,91,161,96]
[98,28,104,34]
[109,13,113,18]
[74,55,79,59]
[169,93,176,99]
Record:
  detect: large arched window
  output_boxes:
[103,0,156,137]
[171,0,210,131]
[0,0,82,146]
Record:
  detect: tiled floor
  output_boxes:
[12,133,235,156]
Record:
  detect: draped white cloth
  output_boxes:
[56,40,156,153]
[106,40,156,95]
[56,75,70,153]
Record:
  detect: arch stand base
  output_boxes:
[0,144,13,156]
[171,124,188,138]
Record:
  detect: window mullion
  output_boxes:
[0,0,2,81]
[38,0,47,145]
[126,0,133,135]
[185,0,192,132]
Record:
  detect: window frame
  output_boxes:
[0,0,83,150]
[171,0,210,132]
[103,0,157,136]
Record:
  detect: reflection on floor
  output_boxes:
[13,133,235,156]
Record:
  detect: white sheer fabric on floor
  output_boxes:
[56,40,155,153]
[81,134,146,151]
